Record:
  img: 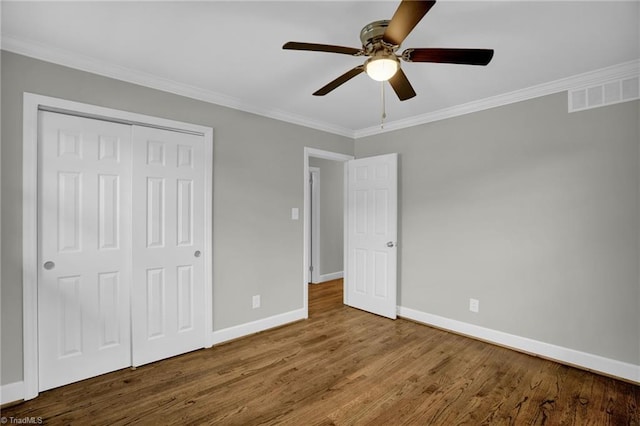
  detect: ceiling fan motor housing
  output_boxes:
[360,20,399,54]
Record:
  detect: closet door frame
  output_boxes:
[22,93,214,401]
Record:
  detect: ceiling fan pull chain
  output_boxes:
[381,81,387,129]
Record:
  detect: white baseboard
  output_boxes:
[398,306,640,384]
[318,271,343,283]
[211,308,306,346]
[1,381,24,405]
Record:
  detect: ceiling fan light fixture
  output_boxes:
[283,0,493,101]
[365,55,399,82]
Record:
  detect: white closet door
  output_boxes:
[38,111,133,391]
[131,126,206,366]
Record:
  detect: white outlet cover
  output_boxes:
[469,298,479,313]
[252,295,261,309]
[291,208,299,220]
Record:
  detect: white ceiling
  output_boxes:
[2,1,639,137]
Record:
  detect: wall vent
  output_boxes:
[569,76,640,112]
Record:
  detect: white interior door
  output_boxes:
[131,126,206,366]
[345,153,398,319]
[38,111,133,391]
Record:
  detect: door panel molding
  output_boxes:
[22,93,213,400]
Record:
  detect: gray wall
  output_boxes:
[0,51,354,385]
[309,157,344,278]
[355,92,640,365]
[3,49,638,387]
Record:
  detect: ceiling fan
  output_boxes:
[283,0,494,101]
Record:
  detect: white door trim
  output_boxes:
[22,93,214,400]
[303,148,353,317]
[309,167,321,284]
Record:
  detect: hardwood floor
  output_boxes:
[3,279,638,425]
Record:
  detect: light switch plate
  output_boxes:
[291,208,299,220]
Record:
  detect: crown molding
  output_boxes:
[3,34,638,141]
[354,59,640,139]
[1,34,355,138]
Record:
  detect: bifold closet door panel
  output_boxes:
[38,111,133,391]
[130,125,206,367]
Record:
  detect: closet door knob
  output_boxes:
[194,250,201,258]
[43,261,55,270]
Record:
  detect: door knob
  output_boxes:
[43,261,55,270]
[194,250,201,258]
[386,241,395,248]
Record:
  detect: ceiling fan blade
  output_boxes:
[283,42,363,56]
[313,66,365,96]
[383,0,436,46]
[403,48,494,65]
[388,68,416,101]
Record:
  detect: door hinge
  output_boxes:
[309,266,314,272]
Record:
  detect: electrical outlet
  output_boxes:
[469,298,479,313]
[252,295,261,309]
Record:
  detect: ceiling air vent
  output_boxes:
[569,75,640,113]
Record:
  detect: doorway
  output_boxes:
[303,148,353,317]
[303,148,399,321]
[308,160,345,285]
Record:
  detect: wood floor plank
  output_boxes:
[2,279,638,425]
